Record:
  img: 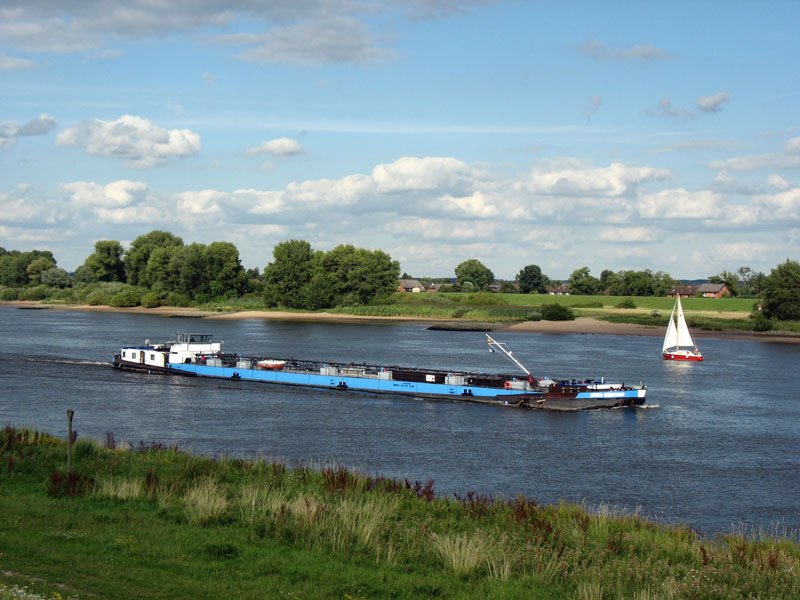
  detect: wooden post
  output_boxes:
[66,409,74,474]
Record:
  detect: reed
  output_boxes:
[183,475,228,525]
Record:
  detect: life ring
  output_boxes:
[504,381,512,390]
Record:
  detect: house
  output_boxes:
[696,283,730,298]
[397,278,426,293]
[667,285,698,298]
[547,284,570,295]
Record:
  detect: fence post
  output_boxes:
[66,409,74,474]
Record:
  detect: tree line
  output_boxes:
[1,230,798,319]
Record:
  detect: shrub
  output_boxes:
[0,287,19,301]
[525,312,542,322]
[541,304,575,321]
[17,285,51,301]
[140,292,163,308]
[615,298,637,309]
[108,287,142,307]
[168,292,191,307]
[752,314,772,332]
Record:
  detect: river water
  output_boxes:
[1,305,798,537]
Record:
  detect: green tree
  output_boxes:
[709,270,739,297]
[143,246,180,292]
[761,259,800,320]
[262,240,317,308]
[124,230,184,286]
[321,244,400,305]
[517,264,549,294]
[174,243,209,299]
[205,241,247,299]
[736,266,765,298]
[80,241,127,283]
[455,259,494,290]
[567,267,601,295]
[25,256,57,285]
[40,267,71,288]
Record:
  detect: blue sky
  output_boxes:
[1,0,799,280]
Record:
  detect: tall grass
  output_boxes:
[428,530,496,577]
[183,476,228,525]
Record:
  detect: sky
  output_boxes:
[1,0,799,280]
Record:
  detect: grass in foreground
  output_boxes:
[2,426,799,599]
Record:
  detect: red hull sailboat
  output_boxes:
[662,295,704,361]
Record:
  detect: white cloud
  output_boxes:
[581,40,668,61]
[710,242,770,262]
[56,114,201,168]
[754,187,800,220]
[653,97,693,120]
[0,114,57,147]
[246,137,304,157]
[285,174,374,205]
[441,191,498,217]
[385,218,497,242]
[62,180,149,207]
[93,206,164,224]
[639,188,724,219]
[767,174,791,190]
[696,91,731,113]
[598,226,662,243]
[174,190,223,215]
[523,161,670,198]
[227,18,388,65]
[0,53,36,70]
[372,156,475,193]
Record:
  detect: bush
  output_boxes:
[615,298,637,309]
[85,290,107,306]
[17,285,51,301]
[167,292,191,307]
[540,304,575,321]
[140,292,163,308]
[108,287,142,307]
[752,314,772,332]
[525,312,542,322]
[0,287,19,301]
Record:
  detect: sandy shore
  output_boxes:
[4,301,799,343]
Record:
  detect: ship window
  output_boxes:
[150,354,155,360]
[122,351,126,358]
[132,352,137,359]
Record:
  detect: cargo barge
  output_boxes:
[112,333,646,411]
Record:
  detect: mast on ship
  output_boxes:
[485,334,532,378]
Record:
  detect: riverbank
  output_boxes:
[2,426,798,600]
[4,300,800,343]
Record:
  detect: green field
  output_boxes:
[2,426,799,600]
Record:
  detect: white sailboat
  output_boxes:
[662,295,704,361]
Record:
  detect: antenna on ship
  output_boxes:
[485,334,532,377]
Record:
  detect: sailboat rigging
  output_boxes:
[662,295,704,361]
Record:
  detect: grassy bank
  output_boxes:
[2,426,798,599]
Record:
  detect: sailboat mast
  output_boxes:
[485,334,532,376]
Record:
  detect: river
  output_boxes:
[1,305,798,537]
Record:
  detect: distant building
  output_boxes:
[398,278,426,293]
[547,284,570,295]
[696,283,730,298]
[667,285,699,298]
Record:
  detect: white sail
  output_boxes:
[662,303,678,352]
[674,295,695,349]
